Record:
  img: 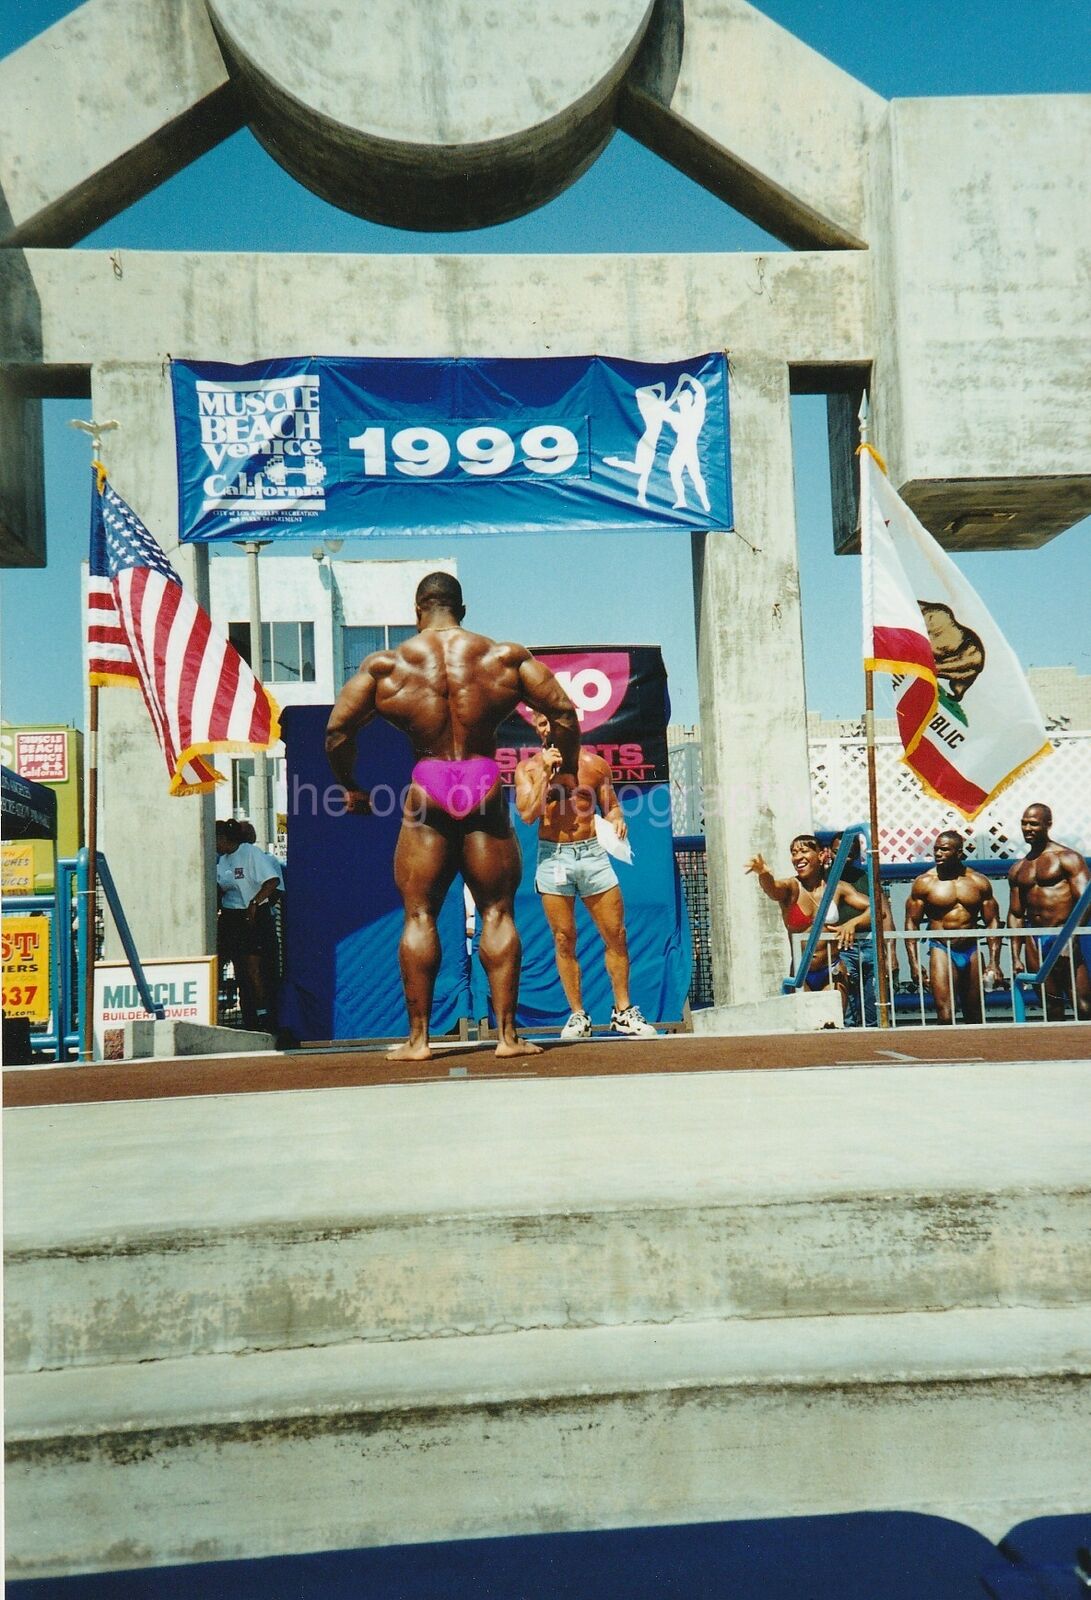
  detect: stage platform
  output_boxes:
[5,1020,1091,1108]
[4,1026,1090,1580]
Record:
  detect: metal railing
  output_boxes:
[792,926,1089,1028]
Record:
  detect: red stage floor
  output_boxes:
[5,1022,1088,1108]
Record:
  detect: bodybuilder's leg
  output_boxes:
[391,809,459,1062]
[929,945,955,1025]
[958,950,984,1025]
[462,814,541,1058]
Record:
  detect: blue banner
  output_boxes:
[171,354,731,542]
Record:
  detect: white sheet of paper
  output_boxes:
[595,814,633,864]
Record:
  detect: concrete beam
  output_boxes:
[862,95,1091,551]
[620,0,885,249]
[694,356,812,1006]
[0,248,871,365]
[0,0,241,247]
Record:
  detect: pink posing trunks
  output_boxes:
[411,756,502,820]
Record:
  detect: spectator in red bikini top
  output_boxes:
[746,835,871,1001]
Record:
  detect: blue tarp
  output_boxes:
[278,707,469,1042]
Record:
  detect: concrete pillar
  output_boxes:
[694,355,811,1006]
[0,370,45,566]
[89,361,216,962]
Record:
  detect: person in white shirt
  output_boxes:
[215,819,283,1033]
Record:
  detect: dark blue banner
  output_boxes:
[171,354,731,542]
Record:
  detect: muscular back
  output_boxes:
[371,629,529,758]
[326,624,578,777]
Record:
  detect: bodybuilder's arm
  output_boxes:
[513,752,557,825]
[324,653,386,805]
[834,883,871,949]
[1062,848,1091,914]
[905,877,928,983]
[516,653,580,776]
[1007,870,1026,972]
[594,759,626,839]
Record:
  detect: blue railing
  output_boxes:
[3,850,163,1063]
[781,823,877,998]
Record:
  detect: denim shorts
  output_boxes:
[535,838,619,899]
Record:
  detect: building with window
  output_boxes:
[208,552,457,841]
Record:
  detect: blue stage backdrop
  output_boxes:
[278,707,469,1043]
[171,354,731,543]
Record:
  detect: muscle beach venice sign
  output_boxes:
[171,355,731,542]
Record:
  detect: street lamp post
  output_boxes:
[239,539,272,848]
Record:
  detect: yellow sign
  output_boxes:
[2,841,36,896]
[2,913,51,1023]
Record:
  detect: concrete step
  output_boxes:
[7,1182,1090,1372]
[6,1305,1091,1579]
[6,1062,1091,1372]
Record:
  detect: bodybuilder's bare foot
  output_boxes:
[494,1035,543,1059]
[386,1039,433,1062]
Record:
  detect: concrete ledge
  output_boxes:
[124,1020,274,1059]
[6,1307,1090,1576]
[691,991,842,1035]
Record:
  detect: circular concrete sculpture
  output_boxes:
[207,0,658,230]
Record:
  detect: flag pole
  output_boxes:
[70,418,118,1061]
[858,394,892,1029]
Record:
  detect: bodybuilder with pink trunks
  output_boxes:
[325,571,578,1061]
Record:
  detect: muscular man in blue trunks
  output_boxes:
[325,572,578,1061]
[1007,803,1091,1021]
[905,831,1002,1025]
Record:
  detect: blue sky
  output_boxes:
[2,0,1088,730]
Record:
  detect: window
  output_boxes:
[230,757,284,843]
[228,621,315,683]
[228,622,253,668]
[342,623,416,684]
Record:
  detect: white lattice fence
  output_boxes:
[810,733,1090,863]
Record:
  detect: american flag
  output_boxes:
[87,470,280,795]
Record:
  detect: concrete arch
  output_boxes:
[206,0,660,231]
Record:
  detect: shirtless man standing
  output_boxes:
[325,572,579,1061]
[1007,803,1091,1020]
[514,713,658,1039]
[905,831,1002,1025]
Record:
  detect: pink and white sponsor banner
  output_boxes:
[495,645,670,784]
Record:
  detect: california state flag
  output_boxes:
[860,446,1051,820]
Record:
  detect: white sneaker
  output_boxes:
[560,1009,593,1040]
[610,1005,658,1038]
